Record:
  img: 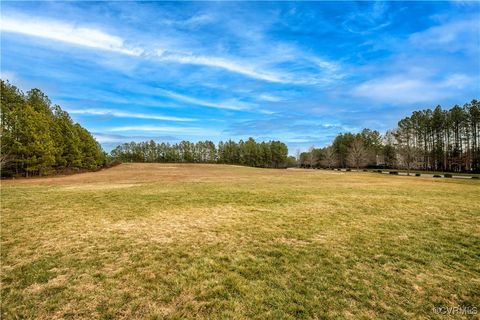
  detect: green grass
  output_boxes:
[1,163,479,319]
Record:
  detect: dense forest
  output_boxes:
[111,139,293,168]
[1,80,106,177]
[299,100,480,173]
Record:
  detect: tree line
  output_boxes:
[1,80,106,177]
[110,138,292,168]
[299,100,480,173]
[2,79,477,176]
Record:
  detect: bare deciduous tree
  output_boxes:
[347,138,368,169]
[320,146,336,168]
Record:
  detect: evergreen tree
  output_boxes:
[0,80,105,177]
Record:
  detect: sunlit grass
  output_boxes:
[1,164,479,319]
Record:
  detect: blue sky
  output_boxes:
[1,1,479,153]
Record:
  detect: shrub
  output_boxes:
[389,171,398,175]
[377,170,383,173]
[472,176,479,179]
[105,160,122,168]
[415,173,421,177]
[363,169,368,172]
[346,168,351,172]
[433,175,441,178]
[444,173,452,178]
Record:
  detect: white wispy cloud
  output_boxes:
[258,109,276,115]
[66,108,195,122]
[157,89,252,111]
[92,132,178,143]
[342,1,391,35]
[409,17,479,53]
[106,125,219,136]
[154,51,288,83]
[351,73,473,104]
[258,94,283,102]
[154,51,344,85]
[0,15,142,56]
[160,14,214,28]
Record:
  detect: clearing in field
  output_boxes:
[1,164,479,319]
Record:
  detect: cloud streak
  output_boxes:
[155,51,289,83]
[67,108,196,122]
[342,1,391,35]
[1,15,142,56]
[93,132,179,143]
[157,89,253,111]
[259,94,283,102]
[351,74,474,104]
[106,125,219,136]
[409,17,480,53]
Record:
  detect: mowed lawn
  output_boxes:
[1,164,479,319]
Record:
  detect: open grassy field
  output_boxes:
[1,163,479,319]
